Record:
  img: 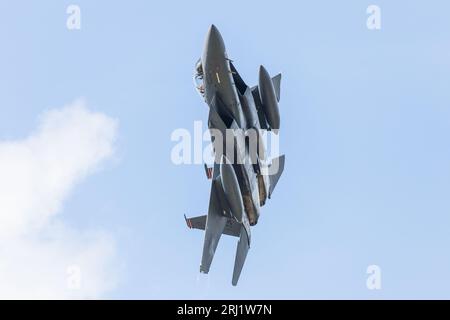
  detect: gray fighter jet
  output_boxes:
[185,25,285,286]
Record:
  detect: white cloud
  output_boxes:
[0,99,119,299]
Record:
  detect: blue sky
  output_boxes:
[1,0,450,299]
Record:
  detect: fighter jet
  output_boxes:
[185,25,285,286]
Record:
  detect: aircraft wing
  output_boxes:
[199,163,228,274]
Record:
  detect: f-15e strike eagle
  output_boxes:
[185,25,285,286]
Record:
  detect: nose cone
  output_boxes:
[259,65,270,80]
[203,24,226,62]
[208,24,221,40]
[207,24,224,48]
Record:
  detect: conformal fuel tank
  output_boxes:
[258,65,280,130]
[220,156,244,222]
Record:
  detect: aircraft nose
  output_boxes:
[208,24,220,40]
[204,24,225,58]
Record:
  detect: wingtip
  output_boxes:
[184,214,192,228]
[200,265,210,274]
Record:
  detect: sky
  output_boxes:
[1,0,450,299]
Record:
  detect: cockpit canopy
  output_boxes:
[193,58,205,98]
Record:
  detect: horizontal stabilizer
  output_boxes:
[184,214,206,230]
[251,74,282,102]
[271,73,281,102]
[185,214,241,237]
[268,154,285,198]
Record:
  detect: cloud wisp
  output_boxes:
[0,99,119,299]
